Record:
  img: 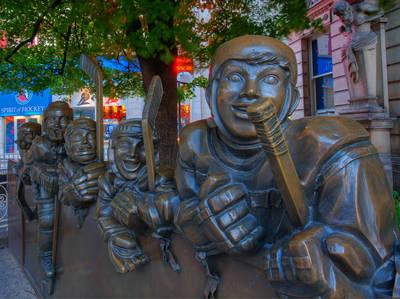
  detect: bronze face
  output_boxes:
[114,136,144,180]
[206,36,299,144]
[46,115,70,142]
[43,101,73,142]
[15,122,41,152]
[64,119,97,164]
[216,60,287,141]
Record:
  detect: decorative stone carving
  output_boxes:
[334,0,388,121]
[58,118,105,227]
[23,101,73,294]
[335,0,393,187]
[334,0,383,100]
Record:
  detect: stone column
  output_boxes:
[374,17,389,111]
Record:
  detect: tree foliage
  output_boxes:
[0,0,315,97]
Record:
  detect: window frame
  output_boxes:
[308,34,335,116]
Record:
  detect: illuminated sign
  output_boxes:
[69,89,126,108]
[0,89,51,116]
[174,56,193,74]
[103,105,126,121]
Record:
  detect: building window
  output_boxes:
[311,34,334,114]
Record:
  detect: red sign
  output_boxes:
[105,97,119,105]
[174,56,193,74]
[103,105,126,121]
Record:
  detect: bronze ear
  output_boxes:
[288,84,300,117]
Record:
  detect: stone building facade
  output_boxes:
[288,0,400,190]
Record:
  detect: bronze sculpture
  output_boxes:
[14,122,42,220]
[171,35,398,298]
[96,74,181,274]
[23,101,73,293]
[98,119,180,273]
[15,122,42,162]
[96,120,151,273]
[110,76,181,272]
[7,35,400,299]
[58,118,105,227]
[91,35,399,298]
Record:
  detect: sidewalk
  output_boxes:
[0,244,37,299]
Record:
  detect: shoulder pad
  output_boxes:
[178,120,209,163]
[286,116,370,188]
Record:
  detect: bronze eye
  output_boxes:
[262,75,279,85]
[226,72,243,82]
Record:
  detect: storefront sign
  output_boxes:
[69,89,126,108]
[174,56,193,74]
[103,105,126,121]
[70,89,95,107]
[0,89,52,116]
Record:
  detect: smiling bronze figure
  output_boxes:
[97,118,180,273]
[173,35,399,298]
[23,101,73,294]
[96,120,151,273]
[58,118,105,227]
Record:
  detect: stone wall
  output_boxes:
[386,2,400,116]
[386,1,400,191]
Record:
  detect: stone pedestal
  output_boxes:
[339,97,388,120]
[340,97,393,189]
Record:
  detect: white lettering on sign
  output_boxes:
[0,105,45,115]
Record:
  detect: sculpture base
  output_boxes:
[7,172,278,298]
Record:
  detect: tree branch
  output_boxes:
[4,0,63,63]
[59,24,72,76]
[73,20,82,51]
